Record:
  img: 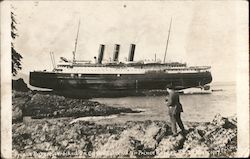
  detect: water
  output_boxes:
[91,83,236,123]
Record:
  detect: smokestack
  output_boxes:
[97,44,105,64]
[113,44,120,62]
[128,44,136,62]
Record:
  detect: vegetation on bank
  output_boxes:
[11,8,22,76]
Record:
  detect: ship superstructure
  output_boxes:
[30,43,212,91]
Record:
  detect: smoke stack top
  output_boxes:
[97,44,105,64]
[113,44,120,62]
[128,44,136,62]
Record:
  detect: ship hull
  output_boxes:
[30,71,212,97]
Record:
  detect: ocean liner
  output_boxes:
[30,21,212,97]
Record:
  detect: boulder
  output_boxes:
[12,90,32,123]
[12,104,23,122]
[212,113,236,129]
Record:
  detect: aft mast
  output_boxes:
[72,20,81,63]
[163,18,172,63]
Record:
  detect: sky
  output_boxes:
[11,0,248,82]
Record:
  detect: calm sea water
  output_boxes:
[92,83,236,123]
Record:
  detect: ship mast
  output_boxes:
[163,18,172,63]
[50,51,56,70]
[73,20,81,63]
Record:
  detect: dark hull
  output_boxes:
[30,71,212,97]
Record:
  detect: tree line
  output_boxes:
[11,8,22,77]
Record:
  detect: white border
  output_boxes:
[236,1,249,157]
[1,1,12,158]
[0,0,249,158]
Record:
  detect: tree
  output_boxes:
[11,10,22,76]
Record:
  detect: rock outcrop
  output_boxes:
[12,78,30,92]
[12,114,237,158]
[12,91,32,123]
[12,91,139,122]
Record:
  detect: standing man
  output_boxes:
[165,85,187,136]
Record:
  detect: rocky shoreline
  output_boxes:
[12,90,237,158]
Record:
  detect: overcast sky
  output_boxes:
[11,1,248,82]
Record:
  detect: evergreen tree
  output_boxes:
[11,10,22,76]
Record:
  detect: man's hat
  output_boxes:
[166,83,175,89]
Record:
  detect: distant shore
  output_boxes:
[12,88,237,158]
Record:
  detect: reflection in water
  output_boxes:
[70,115,118,124]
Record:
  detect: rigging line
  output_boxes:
[163,17,172,63]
